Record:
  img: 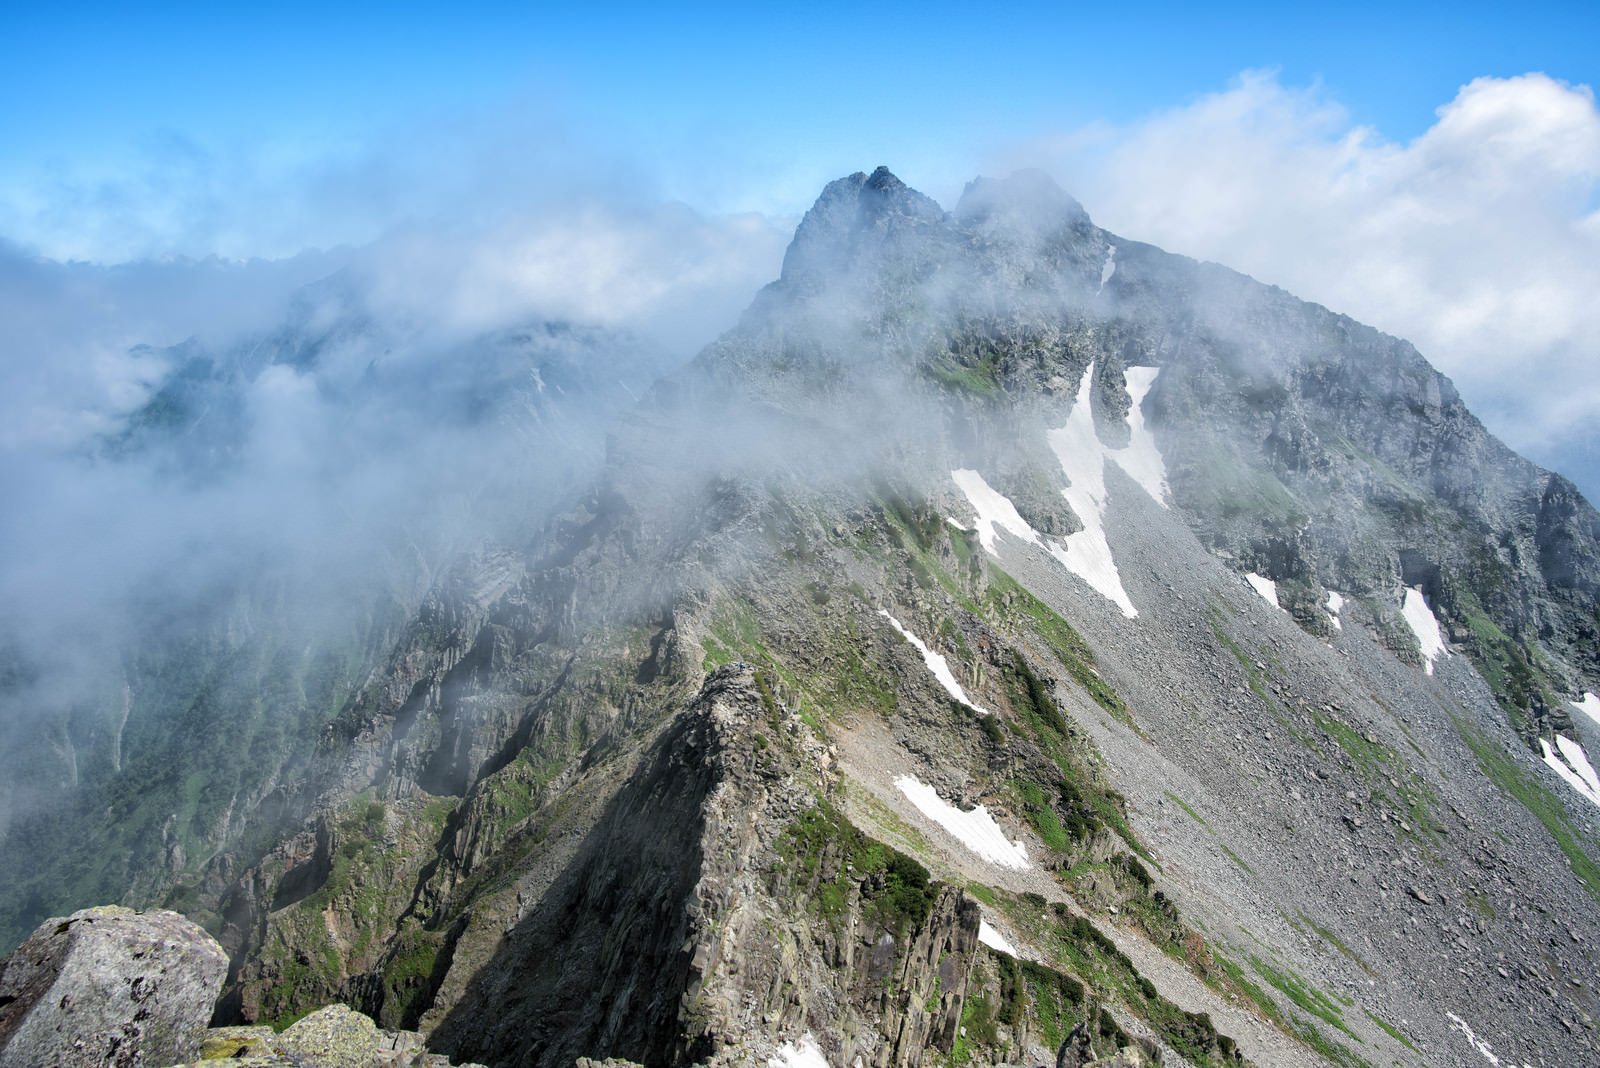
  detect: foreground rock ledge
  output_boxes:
[164,1007,490,1066]
[0,905,227,1068]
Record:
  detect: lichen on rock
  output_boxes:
[0,905,227,1068]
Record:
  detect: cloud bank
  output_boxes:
[0,197,787,770]
[1009,71,1600,488]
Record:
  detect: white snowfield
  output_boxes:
[879,610,989,715]
[949,363,1166,622]
[1116,366,1170,508]
[1571,692,1600,729]
[1098,243,1117,292]
[1245,573,1279,610]
[894,774,1030,869]
[978,919,1018,956]
[950,469,1042,555]
[769,1033,829,1068]
[1044,364,1140,618]
[1400,587,1450,675]
[1325,590,1344,631]
[1540,735,1600,810]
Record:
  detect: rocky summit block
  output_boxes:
[271,1005,383,1068]
[0,905,228,1068]
[197,1025,276,1059]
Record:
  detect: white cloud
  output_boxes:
[8,68,1598,496]
[1010,71,1600,469]
[0,189,785,742]
[359,201,786,349]
[0,247,345,451]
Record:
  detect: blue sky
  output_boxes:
[3,1,1599,495]
[6,1,1595,233]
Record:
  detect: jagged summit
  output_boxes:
[955,168,1091,232]
[777,165,949,293]
[856,164,945,223]
[778,165,1097,295]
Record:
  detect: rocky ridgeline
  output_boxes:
[0,907,484,1068]
[0,904,1152,1068]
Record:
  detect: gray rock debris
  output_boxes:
[260,1005,487,1067]
[163,1010,489,1066]
[272,1005,384,1068]
[0,905,227,1068]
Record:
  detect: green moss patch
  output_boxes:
[774,800,940,937]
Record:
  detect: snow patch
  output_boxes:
[1445,1012,1529,1067]
[879,611,988,716]
[1044,363,1138,618]
[769,1034,829,1068]
[1401,587,1449,675]
[1112,366,1169,508]
[1097,243,1117,292]
[962,361,1163,617]
[876,613,985,713]
[1540,737,1600,810]
[978,920,1018,956]
[894,775,1030,869]
[1245,573,1279,610]
[1571,692,1600,728]
[1556,734,1600,797]
[1325,590,1344,631]
[951,469,1042,555]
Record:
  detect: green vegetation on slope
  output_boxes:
[966,890,1241,1067]
[775,799,940,937]
[1457,720,1600,904]
[0,602,400,952]
[985,569,1130,725]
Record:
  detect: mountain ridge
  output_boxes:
[4,167,1600,1068]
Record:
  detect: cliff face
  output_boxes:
[425,666,985,1068]
[9,168,1600,1068]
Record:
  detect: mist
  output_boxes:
[4,77,1597,935]
[0,197,788,815]
[999,71,1600,501]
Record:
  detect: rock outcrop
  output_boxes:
[425,665,991,1068]
[271,1005,385,1068]
[0,906,226,1068]
[162,1009,489,1067]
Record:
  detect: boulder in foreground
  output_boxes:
[0,905,227,1068]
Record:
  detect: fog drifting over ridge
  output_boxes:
[1005,71,1600,488]
[6,70,1595,496]
[4,68,1599,740]
[0,199,789,757]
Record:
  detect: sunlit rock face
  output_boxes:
[0,906,226,1068]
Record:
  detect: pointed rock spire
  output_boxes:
[778,166,947,292]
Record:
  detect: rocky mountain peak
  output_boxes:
[955,167,1091,234]
[857,164,943,222]
[776,165,948,295]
